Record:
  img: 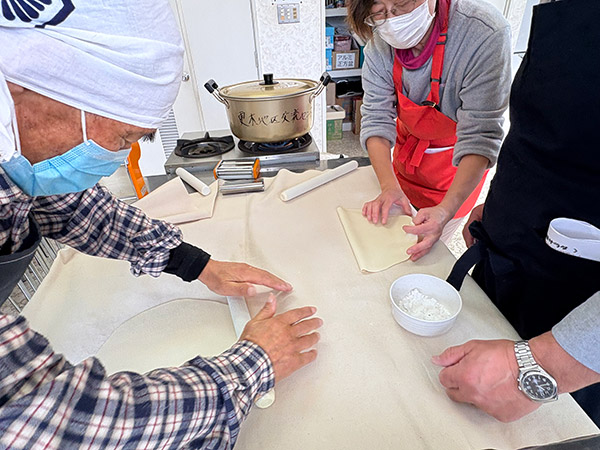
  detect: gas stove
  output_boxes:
[164,130,320,175]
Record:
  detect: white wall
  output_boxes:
[483,0,529,49]
[250,0,326,152]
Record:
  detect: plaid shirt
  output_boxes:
[0,168,275,448]
[0,167,181,276]
[0,315,274,449]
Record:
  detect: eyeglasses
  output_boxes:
[364,0,419,27]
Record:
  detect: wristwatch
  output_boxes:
[514,340,558,402]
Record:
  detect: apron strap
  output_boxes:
[396,136,431,175]
[446,221,488,290]
[429,30,447,106]
[446,241,485,291]
[393,19,448,105]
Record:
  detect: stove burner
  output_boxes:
[174,133,234,159]
[238,133,313,156]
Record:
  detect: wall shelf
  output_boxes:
[325,7,347,17]
[330,68,362,78]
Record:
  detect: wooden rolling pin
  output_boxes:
[280,160,359,202]
[176,167,211,196]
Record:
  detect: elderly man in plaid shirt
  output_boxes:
[0,1,322,448]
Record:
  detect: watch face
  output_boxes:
[522,372,557,401]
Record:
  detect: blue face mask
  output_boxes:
[1,111,131,197]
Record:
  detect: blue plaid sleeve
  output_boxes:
[31,184,183,277]
[0,315,274,449]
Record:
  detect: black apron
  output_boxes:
[448,0,600,424]
[0,217,41,307]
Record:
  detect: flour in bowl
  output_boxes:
[399,288,452,321]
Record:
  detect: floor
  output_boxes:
[325,130,365,157]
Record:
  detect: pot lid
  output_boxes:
[219,73,318,100]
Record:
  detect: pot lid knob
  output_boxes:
[261,73,278,86]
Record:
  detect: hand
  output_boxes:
[432,339,540,422]
[241,295,322,382]
[403,205,451,261]
[462,204,484,248]
[362,186,412,225]
[198,259,293,297]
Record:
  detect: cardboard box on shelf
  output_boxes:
[334,35,352,52]
[332,49,360,70]
[326,79,336,106]
[326,105,345,141]
[353,98,363,135]
[335,96,355,124]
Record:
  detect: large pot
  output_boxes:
[204,72,331,143]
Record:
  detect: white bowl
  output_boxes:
[390,274,462,337]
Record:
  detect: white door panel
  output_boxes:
[177,0,259,131]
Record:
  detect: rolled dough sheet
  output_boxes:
[337,207,417,273]
[95,299,237,375]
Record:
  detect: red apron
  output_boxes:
[392,21,487,219]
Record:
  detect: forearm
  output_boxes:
[438,154,488,217]
[33,185,183,277]
[542,292,600,391]
[529,331,600,394]
[453,27,511,167]
[366,136,399,191]
[0,315,274,449]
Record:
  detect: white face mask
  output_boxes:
[376,0,434,49]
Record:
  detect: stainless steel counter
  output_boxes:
[146,155,371,193]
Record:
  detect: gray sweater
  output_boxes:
[360,0,512,167]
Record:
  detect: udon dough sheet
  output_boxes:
[337,207,417,273]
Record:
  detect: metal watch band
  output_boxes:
[514,340,539,371]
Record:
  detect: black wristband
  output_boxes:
[164,242,211,282]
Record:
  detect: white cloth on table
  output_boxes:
[23,166,599,450]
[132,177,218,225]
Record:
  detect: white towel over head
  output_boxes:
[0,0,184,162]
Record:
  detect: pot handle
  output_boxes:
[204,79,230,108]
[309,72,332,103]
